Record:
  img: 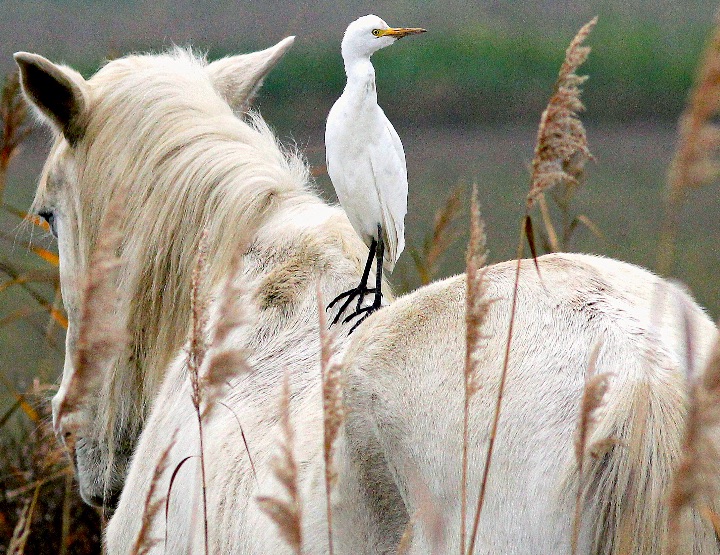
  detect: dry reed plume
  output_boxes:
[317,287,345,555]
[571,344,610,555]
[528,17,597,253]
[185,232,256,555]
[188,230,211,555]
[56,188,129,425]
[667,336,720,553]
[659,14,720,274]
[199,243,256,487]
[411,185,465,285]
[466,19,598,555]
[257,372,303,554]
[201,247,253,419]
[0,71,31,201]
[130,430,178,555]
[461,186,490,555]
[528,17,596,208]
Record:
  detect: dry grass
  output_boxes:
[571,344,610,555]
[0,393,101,553]
[257,371,303,554]
[528,17,597,253]
[130,430,178,555]
[0,71,31,201]
[6,484,40,555]
[317,287,345,555]
[0,70,64,338]
[410,185,465,286]
[56,189,128,425]
[201,248,252,419]
[528,17,596,208]
[4,16,720,555]
[667,337,720,553]
[659,14,720,275]
[465,19,599,555]
[186,231,255,554]
[460,185,490,555]
[188,229,211,555]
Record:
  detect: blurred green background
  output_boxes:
[1,0,719,398]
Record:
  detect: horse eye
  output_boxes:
[38,209,58,238]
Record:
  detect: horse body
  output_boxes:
[344,254,719,554]
[16,44,719,554]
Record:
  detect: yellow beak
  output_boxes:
[379,27,427,39]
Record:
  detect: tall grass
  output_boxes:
[317,288,345,555]
[658,11,720,275]
[459,185,489,555]
[465,18,597,555]
[2,12,720,555]
[571,344,610,555]
[130,431,177,555]
[0,69,101,554]
[257,372,303,555]
[667,337,720,553]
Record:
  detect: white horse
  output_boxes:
[16,41,719,554]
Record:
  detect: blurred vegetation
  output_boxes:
[254,20,706,129]
[1,8,719,552]
[46,20,708,131]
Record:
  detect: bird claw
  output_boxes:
[348,312,372,334]
[342,303,376,324]
[342,298,383,334]
[326,288,354,310]
[327,287,378,326]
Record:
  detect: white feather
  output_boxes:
[325,14,418,272]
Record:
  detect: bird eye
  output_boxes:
[38,209,58,238]
[372,29,381,37]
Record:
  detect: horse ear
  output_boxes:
[207,36,295,112]
[14,52,88,145]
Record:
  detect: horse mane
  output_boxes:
[34,47,316,441]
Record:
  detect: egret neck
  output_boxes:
[343,50,376,90]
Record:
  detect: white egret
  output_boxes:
[325,14,425,331]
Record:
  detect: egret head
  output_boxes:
[341,14,425,60]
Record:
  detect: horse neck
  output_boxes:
[232,195,368,376]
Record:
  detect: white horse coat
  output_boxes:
[16,44,719,554]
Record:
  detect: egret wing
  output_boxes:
[367,115,408,271]
[326,107,386,246]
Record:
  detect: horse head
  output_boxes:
[15,36,295,510]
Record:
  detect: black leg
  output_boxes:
[327,238,377,325]
[373,230,383,305]
[346,225,386,333]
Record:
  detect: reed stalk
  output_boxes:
[257,371,304,554]
[467,18,596,555]
[317,287,345,555]
[460,185,489,555]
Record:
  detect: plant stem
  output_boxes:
[537,194,560,251]
[460,389,469,555]
[466,222,523,555]
[197,411,209,555]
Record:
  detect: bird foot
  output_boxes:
[327,286,378,326]
[343,297,383,334]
